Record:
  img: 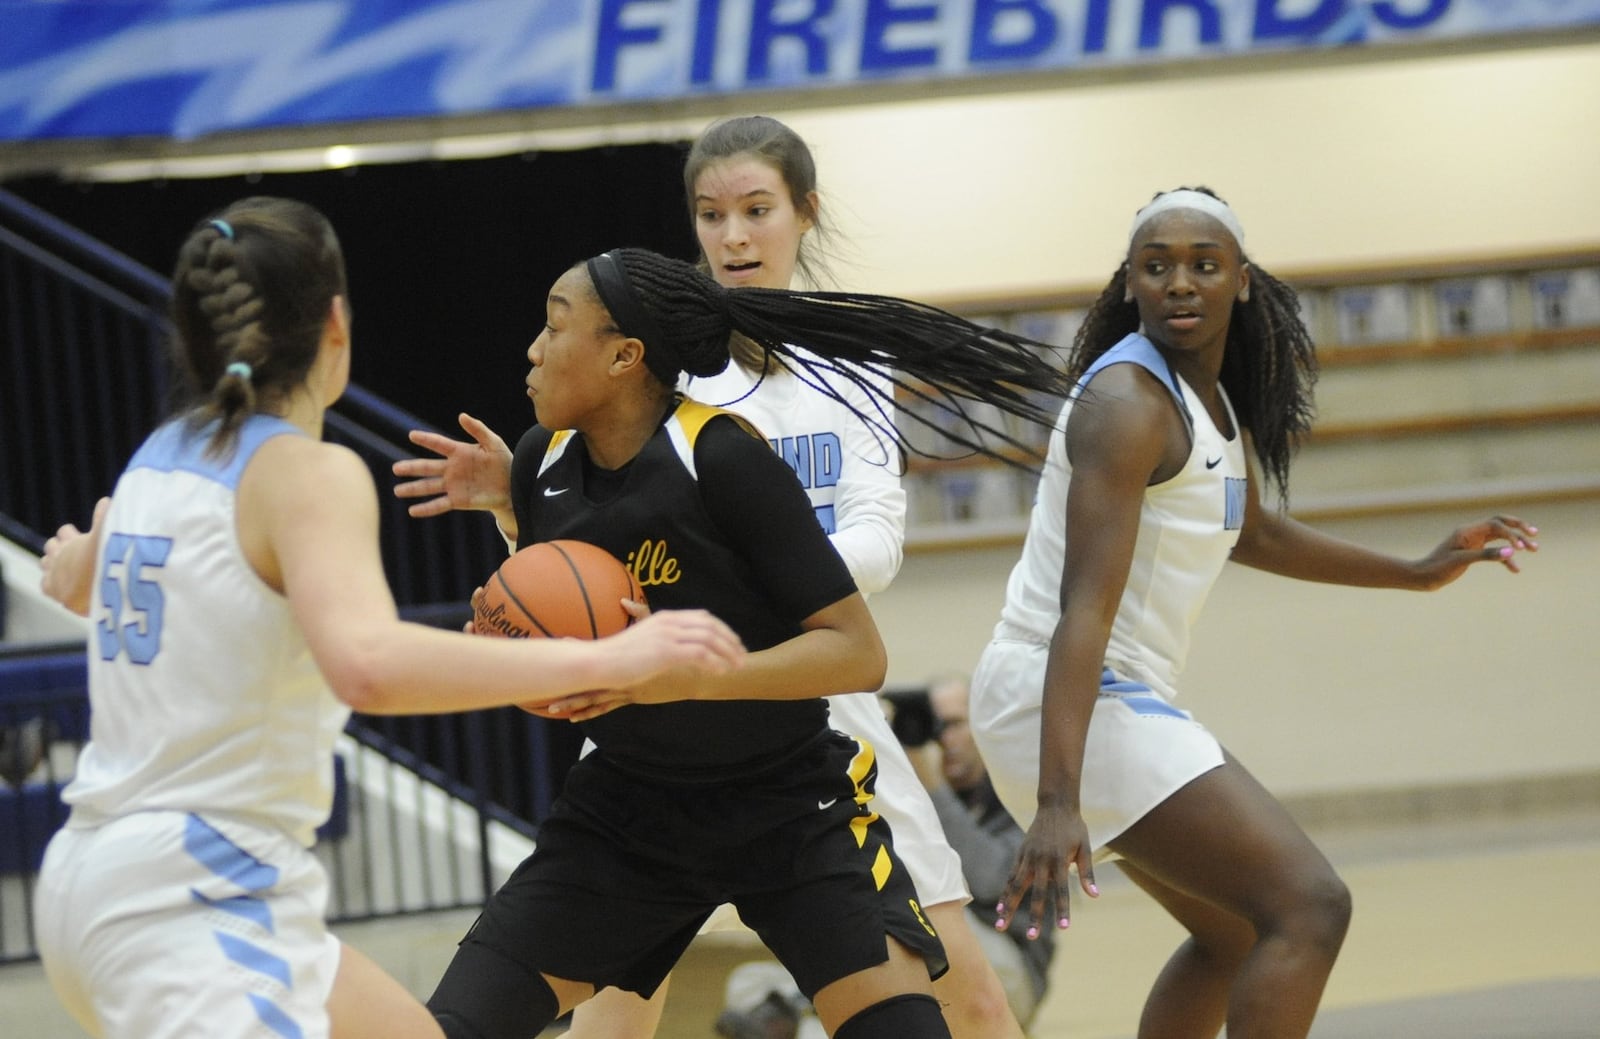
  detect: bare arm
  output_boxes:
[1231,445,1538,589]
[1003,365,1179,935]
[39,497,111,616]
[245,436,743,716]
[542,590,887,721]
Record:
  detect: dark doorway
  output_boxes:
[3,142,698,443]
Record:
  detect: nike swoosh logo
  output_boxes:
[817,798,838,811]
[1205,456,1222,469]
[543,487,568,497]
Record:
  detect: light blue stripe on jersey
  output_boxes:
[1099,668,1190,719]
[215,931,293,987]
[126,415,303,490]
[191,890,274,931]
[247,994,305,1039]
[184,813,279,932]
[184,814,279,891]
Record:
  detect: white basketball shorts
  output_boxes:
[35,810,341,1039]
[970,637,1225,857]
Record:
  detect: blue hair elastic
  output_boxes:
[210,219,235,240]
[225,361,253,382]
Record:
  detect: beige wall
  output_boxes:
[871,499,1599,799]
[764,40,1600,299]
[733,40,1600,799]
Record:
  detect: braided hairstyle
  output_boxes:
[171,196,347,457]
[1069,186,1317,503]
[588,248,1076,467]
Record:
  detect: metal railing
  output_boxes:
[0,644,555,965]
[0,189,551,963]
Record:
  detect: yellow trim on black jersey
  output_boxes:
[673,395,765,444]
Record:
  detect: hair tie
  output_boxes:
[1129,190,1246,250]
[225,361,253,382]
[210,219,235,240]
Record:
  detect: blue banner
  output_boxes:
[2,0,1597,142]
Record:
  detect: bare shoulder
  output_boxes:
[250,434,374,495]
[240,434,378,539]
[1068,362,1174,459]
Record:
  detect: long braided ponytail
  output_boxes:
[171,197,347,457]
[591,248,1076,468]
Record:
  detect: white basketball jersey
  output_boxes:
[683,353,906,594]
[64,416,350,847]
[996,333,1247,699]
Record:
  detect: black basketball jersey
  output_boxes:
[509,398,857,781]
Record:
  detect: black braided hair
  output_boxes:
[171,197,347,457]
[601,248,1076,469]
[1068,186,1318,503]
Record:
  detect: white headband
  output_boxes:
[1128,190,1246,250]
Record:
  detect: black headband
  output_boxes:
[586,250,670,371]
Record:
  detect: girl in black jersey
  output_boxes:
[422,248,1076,1039]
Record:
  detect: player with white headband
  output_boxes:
[969,185,1538,1038]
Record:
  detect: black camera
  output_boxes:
[882,688,942,748]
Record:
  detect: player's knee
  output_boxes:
[947,972,1014,1028]
[427,946,560,1039]
[1301,872,1353,952]
[833,993,949,1039]
[1264,867,1352,957]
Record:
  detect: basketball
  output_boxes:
[474,540,645,640]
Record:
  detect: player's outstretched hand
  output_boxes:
[1412,514,1539,589]
[392,412,512,518]
[996,801,1097,942]
[40,496,110,617]
[528,607,745,721]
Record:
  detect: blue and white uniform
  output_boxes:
[687,357,969,909]
[36,416,349,1039]
[970,333,1248,853]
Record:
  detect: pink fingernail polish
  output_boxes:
[994,918,1007,932]
[1026,925,1039,940]
[1089,883,1100,896]
[1058,917,1070,929]
[996,902,1006,915]
[1500,546,1513,558]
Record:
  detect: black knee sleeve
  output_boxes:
[427,940,560,1039]
[833,994,949,1039]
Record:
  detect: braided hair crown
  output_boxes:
[171,196,347,457]
[609,248,737,382]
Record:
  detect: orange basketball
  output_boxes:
[474,540,645,640]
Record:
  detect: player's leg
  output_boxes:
[809,938,948,1038]
[328,942,446,1039]
[427,936,595,1039]
[1111,863,1255,1038]
[923,900,1027,1039]
[561,976,670,1038]
[825,691,1027,1039]
[1108,751,1351,1039]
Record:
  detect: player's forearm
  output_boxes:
[694,626,885,703]
[1234,512,1421,588]
[321,621,609,715]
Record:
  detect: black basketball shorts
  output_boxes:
[438,729,948,1007]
